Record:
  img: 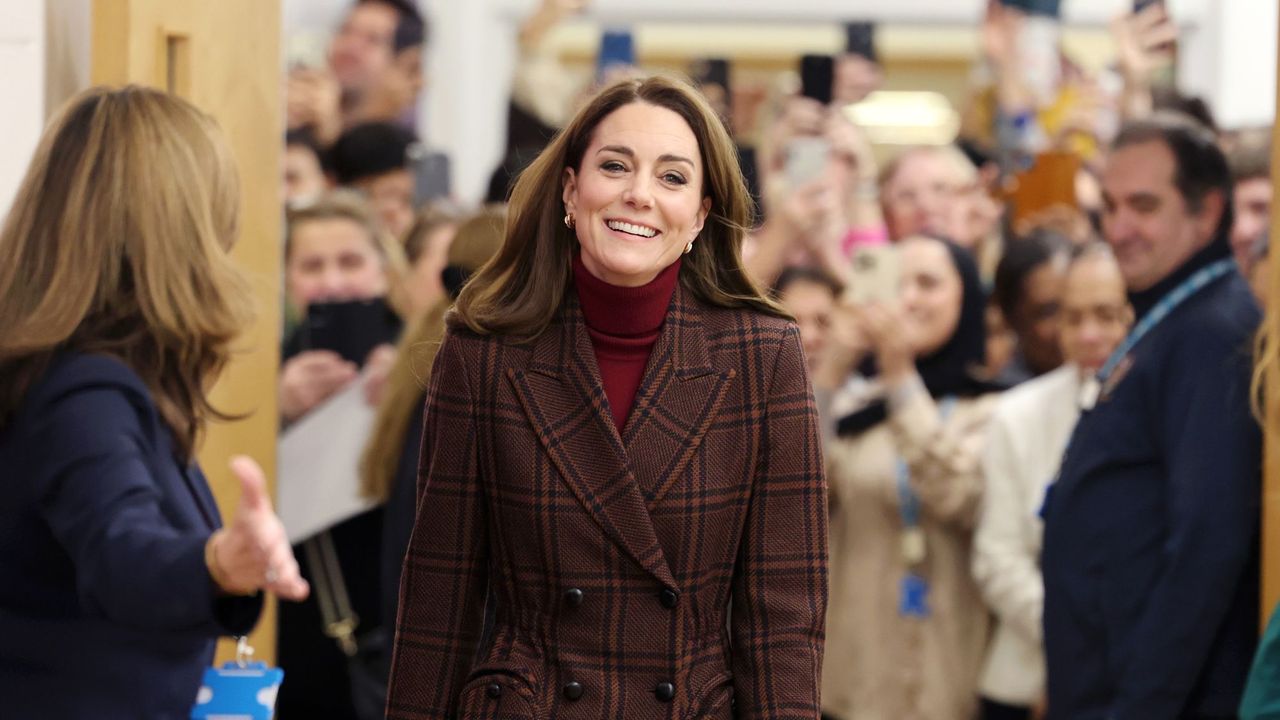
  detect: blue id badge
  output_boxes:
[899,573,931,618]
[191,638,284,720]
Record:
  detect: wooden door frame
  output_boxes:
[90,0,283,663]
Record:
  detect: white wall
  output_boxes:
[0,1,46,217]
[1203,0,1274,127]
[418,0,514,205]
[44,0,90,118]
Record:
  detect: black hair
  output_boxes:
[329,121,418,185]
[774,266,842,297]
[285,127,332,174]
[956,136,996,171]
[1112,111,1235,242]
[843,21,878,63]
[690,58,730,93]
[1151,87,1218,135]
[914,239,996,400]
[992,227,1072,325]
[358,0,427,53]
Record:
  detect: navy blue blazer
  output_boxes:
[1042,243,1261,720]
[0,353,261,719]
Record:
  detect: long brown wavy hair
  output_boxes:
[453,75,787,337]
[0,86,252,461]
[360,205,507,502]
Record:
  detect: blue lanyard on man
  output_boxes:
[1043,257,1237,520]
[896,396,956,619]
[1097,258,1236,385]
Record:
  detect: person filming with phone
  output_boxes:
[286,0,427,148]
[275,191,407,717]
[819,236,1001,719]
[747,51,885,288]
[279,192,405,424]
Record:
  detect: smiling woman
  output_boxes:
[822,235,1001,720]
[454,75,781,336]
[386,75,829,720]
[561,102,711,287]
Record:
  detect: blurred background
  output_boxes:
[4,0,1277,211]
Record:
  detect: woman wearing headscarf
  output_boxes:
[820,235,1000,720]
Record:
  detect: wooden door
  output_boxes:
[92,0,283,663]
[1263,7,1280,630]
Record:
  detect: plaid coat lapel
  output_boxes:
[623,283,736,506]
[507,295,677,589]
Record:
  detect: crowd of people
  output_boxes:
[273,1,1277,718]
[269,2,1275,719]
[1,0,1277,718]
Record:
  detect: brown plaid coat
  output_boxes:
[387,283,828,719]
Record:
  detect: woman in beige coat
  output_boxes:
[818,235,999,720]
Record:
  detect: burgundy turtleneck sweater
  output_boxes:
[572,253,681,431]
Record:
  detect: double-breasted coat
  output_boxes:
[386,283,828,719]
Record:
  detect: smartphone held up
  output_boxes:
[785,137,832,189]
[845,246,901,306]
[799,54,835,106]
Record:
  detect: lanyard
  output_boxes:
[1046,257,1236,521]
[1096,258,1236,383]
[896,396,956,528]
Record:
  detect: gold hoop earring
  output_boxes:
[684,241,694,254]
[564,213,575,229]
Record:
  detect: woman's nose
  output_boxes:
[623,174,654,208]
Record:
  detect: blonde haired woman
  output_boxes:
[279,191,410,423]
[0,86,307,718]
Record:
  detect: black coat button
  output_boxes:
[485,682,502,699]
[564,588,584,607]
[659,588,679,608]
[655,681,675,702]
[563,681,584,700]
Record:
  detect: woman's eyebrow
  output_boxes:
[597,145,695,168]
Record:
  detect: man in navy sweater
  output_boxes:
[1042,113,1262,719]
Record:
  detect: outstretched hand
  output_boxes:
[208,456,309,601]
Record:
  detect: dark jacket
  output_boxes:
[386,284,829,719]
[382,403,424,653]
[0,353,261,719]
[276,506,384,719]
[1042,238,1262,719]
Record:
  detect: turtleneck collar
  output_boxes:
[1127,233,1233,320]
[572,253,681,338]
